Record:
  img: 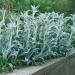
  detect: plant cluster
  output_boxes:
[0,0,54,13]
[0,6,75,72]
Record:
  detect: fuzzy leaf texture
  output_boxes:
[0,6,75,67]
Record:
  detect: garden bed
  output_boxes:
[0,6,75,74]
[0,50,75,75]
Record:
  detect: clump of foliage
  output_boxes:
[54,0,75,14]
[0,6,75,72]
[0,0,75,14]
[0,0,54,13]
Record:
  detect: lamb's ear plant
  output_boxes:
[14,6,75,65]
[0,9,13,72]
[0,6,75,72]
[70,14,75,48]
[0,9,21,72]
